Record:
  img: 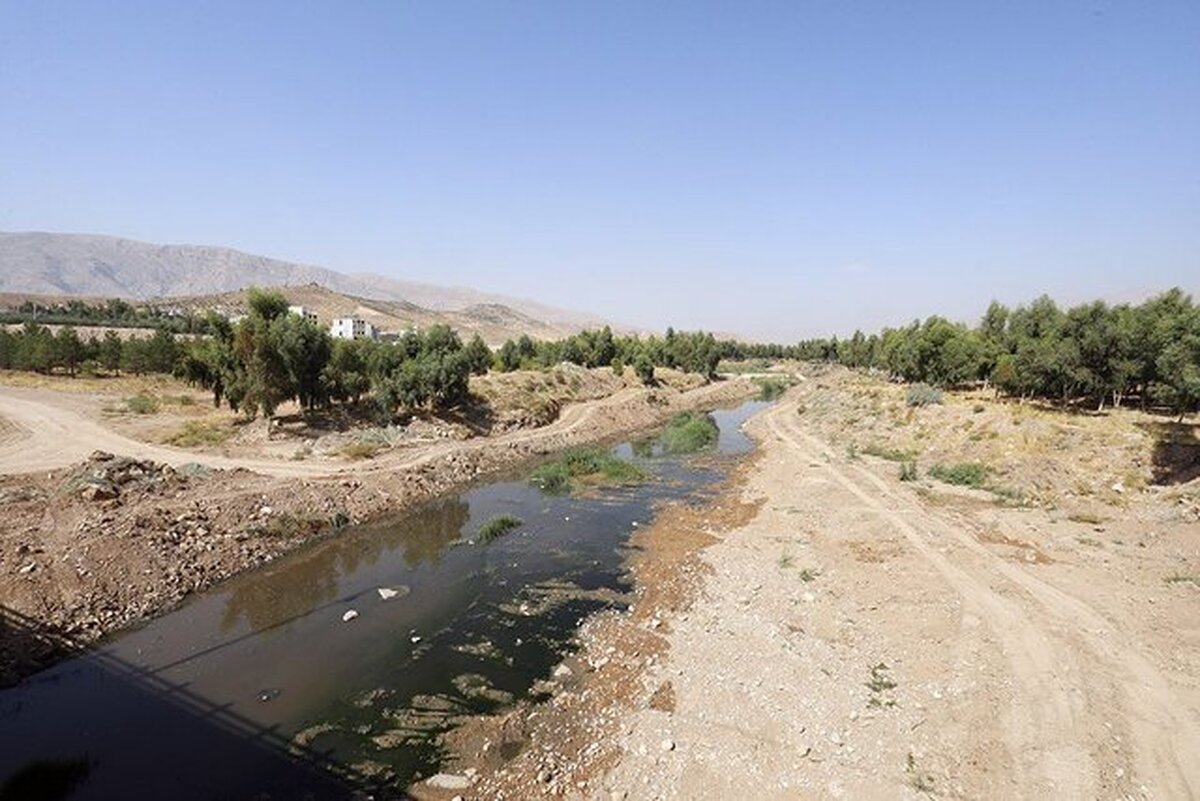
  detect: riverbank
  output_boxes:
[0,377,758,684]
[421,368,1200,799]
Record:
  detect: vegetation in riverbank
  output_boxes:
[753,376,793,400]
[928,462,988,488]
[530,447,647,494]
[477,514,522,543]
[660,412,719,454]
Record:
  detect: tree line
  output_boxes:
[0,298,216,334]
[4,286,1195,418]
[783,288,1199,416]
[495,327,723,383]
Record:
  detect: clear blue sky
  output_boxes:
[2,1,1197,339]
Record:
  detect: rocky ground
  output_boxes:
[0,374,756,685]
[416,366,1200,800]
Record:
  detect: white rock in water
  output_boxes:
[410,635,422,643]
[425,773,471,790]
[342,609,359,622]
[377,587,399,600]
[554,664,573,678]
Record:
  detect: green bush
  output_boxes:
[753,376,792,401]
[905,383,944,407]
[477,514,522,543]
[660,412,719,454]
[164,420,233,447]
[125,393,160,414]
[928,462,988,487]
[530,447,646,494]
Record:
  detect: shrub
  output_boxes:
[660,412,719,454]
[531,446,646,494]
[340,440,386,460]
[477,514,522,543]
[164,420,233,447]
[753,376,792,401]
[905,383,943,407]
[928,462,988,487]
[633,356,655,385]
[899,461,919,481]
[125,393,160,414]
[863,444,916,462]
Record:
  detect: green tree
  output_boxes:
[463,333,492,376]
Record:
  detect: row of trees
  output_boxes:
[0,298,215,334]
[174,290,490,419]
[792,288,1200,415]
[495,327,723,380]
[0,323,180,377]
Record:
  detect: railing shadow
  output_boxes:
[0,606,405,801]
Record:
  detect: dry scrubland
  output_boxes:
[426,364,1200,801]
[0,365,753,683]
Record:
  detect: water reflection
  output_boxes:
[221,497,471,633]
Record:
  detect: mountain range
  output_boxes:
[0,231,610,336]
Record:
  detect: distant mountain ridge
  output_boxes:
[0,231,612,332]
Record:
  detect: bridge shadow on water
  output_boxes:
[0,606,399,801]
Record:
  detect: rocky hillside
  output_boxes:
[0,231,611,332]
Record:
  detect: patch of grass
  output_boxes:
[777,553,794,569]
[863,444,917,462]
[905,383,943,407]
[972,403,986,413]
[846,443,860,460]
[1076,536,1102,547]
[753,376,793,401]
[164,420,234,447]
[174,394,195,407]
[1164,574,1200,588]
[477,514,522,543]
[125,393,160,414]
[797,568,818,583]
[340,440,386,460]
[989,484,1030,506]
[530,446,647,494]
[928,462,988,488]
[898,460,919,482]
[660,412,719,454]
[1067,511,1107,525]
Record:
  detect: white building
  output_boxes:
[330,317,377,340]
[288,305,319,325]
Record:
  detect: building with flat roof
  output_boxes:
[330,317,377,340]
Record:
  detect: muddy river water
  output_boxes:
[0,401,767,800]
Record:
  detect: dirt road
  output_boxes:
[0,384,724,479]
[0,385,335,477]
[453,387,1200,800]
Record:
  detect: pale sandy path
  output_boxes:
[766,404,1200,799]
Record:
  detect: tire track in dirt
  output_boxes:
[770,399,1200,798]
[766,403,1099,798]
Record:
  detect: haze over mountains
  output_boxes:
[0,231,611,332]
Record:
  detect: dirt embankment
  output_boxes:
[0,375,756,684]
[422,367,1200,800]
